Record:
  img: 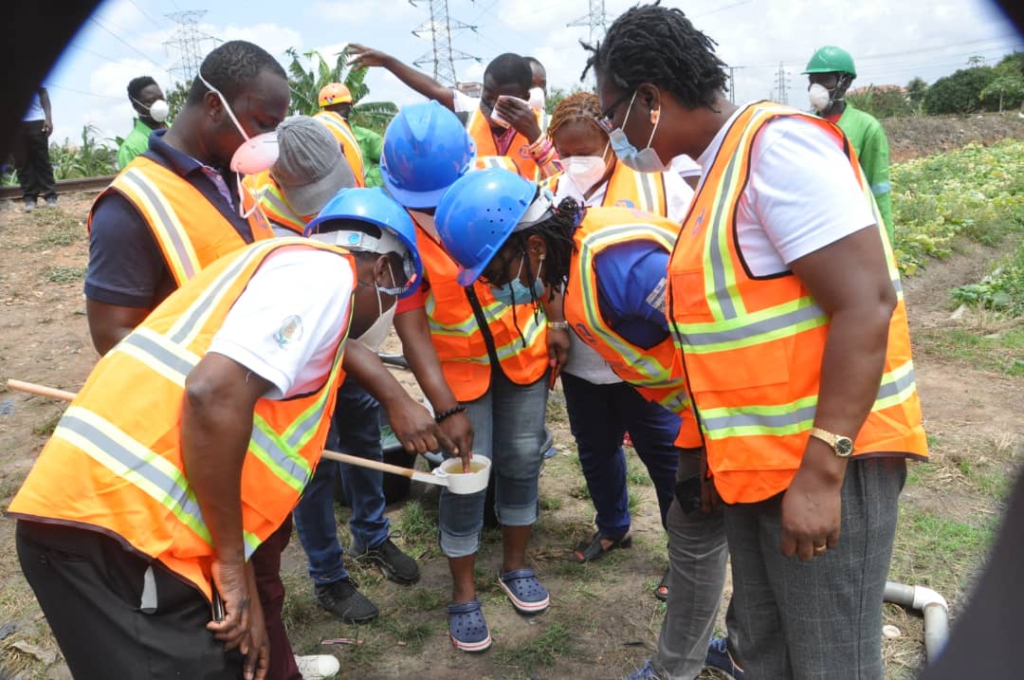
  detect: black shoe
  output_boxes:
[351,536,420,585]
[314,578,379,624]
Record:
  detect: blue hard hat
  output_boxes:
[380,101,476,209]
[435,169,538,287]
[305,187,423,298]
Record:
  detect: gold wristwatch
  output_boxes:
[809,427,855,458]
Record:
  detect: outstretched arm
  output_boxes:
[349,44,455,110]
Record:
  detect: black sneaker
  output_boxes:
[351,536,420,585]
[314,578,379,624]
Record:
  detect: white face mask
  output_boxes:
[355,264,399,352]
[564,150,608,195]
[528,87,545,112]
[133,97,170,123]
[808,83,833,112]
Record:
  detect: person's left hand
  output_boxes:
[779,464,842,561]
[546,328,571,374]
[493,96,541,143]
[439,411,474,472]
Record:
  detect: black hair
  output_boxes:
[127,75,157,101]
[187,40,287,106]
[483,53,533,90]
[499,196,581,345]
[524,56,544,71]
[582,1,729,109]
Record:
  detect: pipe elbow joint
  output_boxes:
[913,585,949,612]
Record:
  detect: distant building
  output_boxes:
[456,81,483,98]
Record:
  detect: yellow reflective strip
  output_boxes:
[120,169,202,283]
[112,328,201,387]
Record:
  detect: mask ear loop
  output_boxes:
[236,173,263,220]
[197,70,250,141]
[645,106,661,151]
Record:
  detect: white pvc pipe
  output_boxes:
[884,581,950,662]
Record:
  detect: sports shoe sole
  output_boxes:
[497,578,550,614]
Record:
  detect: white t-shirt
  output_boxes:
[208,248,354,400]
[452,90,480,115]
[671,154,701,180]
[695,104,875,277]
[555,166,694,384]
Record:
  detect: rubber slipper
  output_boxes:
[655,568,669,602]
[498,568,550,614]
[572,531,633,563]
[447,599,492,652]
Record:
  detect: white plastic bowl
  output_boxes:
[435,456,491,495]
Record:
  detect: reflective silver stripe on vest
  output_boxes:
[119,331,198,380]
[707,152,740,320]
[702,403,817,434]
[683,301,826,347]
[121,169,197,281]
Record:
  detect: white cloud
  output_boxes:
[311,0,419,25]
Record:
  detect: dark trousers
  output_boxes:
[251,516,301,680]
[11,120,56,202]
[17,520,244,679]
[724,457,907,680]
[562,372,680,535]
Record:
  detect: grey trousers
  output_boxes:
[652,449,730,679]
[724,457,907,680]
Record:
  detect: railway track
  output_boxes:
[0,175,113,201]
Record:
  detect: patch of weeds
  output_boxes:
[570,481,591,501]
[626,454,653,486]
[393,498,439,558]
[917,327,1024,376]
[32,411,62,437]
[890,507,995,599]
[539,494,563,512]
[395,588,447,612]
[627,490,642,514]
[493,621,574,672]
[33,218,83,248]
[44,265,87,285]
[279,572,320,631]
[371,616,434,653]
[473,565,502,594]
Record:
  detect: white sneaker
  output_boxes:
[295,654,340,679]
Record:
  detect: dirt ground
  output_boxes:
[882,111,1024,162]
[0,180,1021,679]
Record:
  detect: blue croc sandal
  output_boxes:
[498,568,550,614]
[447,600,492,652]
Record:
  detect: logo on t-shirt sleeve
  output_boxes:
[274,315,304,348]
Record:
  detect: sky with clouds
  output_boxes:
[42,0,1024,146]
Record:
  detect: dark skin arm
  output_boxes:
[348,45,455,111]
[780,224,897,562]
[492,96,542,144]
[341,340,457,456]
[39,87,53,135]
[394,308,474,471]
[86,299,151,355]
[180,353,272,679]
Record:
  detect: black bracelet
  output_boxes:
[434,405,466,424]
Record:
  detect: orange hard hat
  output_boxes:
[319,83,353,107]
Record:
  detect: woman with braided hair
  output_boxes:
[434,167,725,666]
[585,3,927,680]
[544,91,696,601]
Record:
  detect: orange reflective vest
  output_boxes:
[244,171,307,235]
[468,108,538,180]
[88,156,274,287]
[666,102,928,504]
[549,160,669,217]
[9,238,354,600]
[563,207,701,448]
[313,111,366,187]
[414,218,549,402]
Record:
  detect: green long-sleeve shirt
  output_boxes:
[117,119,164,170]
[352,125,383,188]
[833,104,894,242]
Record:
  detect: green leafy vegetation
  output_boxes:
[44,265,87,285]
[952,240,1024,317]
[891,140,1024,276]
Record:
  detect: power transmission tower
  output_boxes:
[568,0,609,44]
[727,65,745,104]
[774,61,790,105]
[165,10,218,82]
[410,0,479,86]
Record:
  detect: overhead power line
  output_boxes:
[88,16,164,64]
[410,0,480,86]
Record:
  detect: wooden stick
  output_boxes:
[5,378,448,489]
[6,379,77,402]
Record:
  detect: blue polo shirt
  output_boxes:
[593,240,671,349]
[84,130,258,309]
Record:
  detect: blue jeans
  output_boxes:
[561,372,680,537]
[293,377,388,586]
[438,369,549,558]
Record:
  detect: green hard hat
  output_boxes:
[803,46,857,77]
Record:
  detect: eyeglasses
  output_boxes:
[597,91,634,133]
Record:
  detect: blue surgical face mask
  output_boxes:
[608,92,668,174]
[490,257,544,306]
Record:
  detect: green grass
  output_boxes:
[31,214,84,249]
[917,326,1024,376]
[493,621,575,673]
[393,499,441,560]
[32,412,62,437]
[395,588,447,613]
[952,234,1024,318]
[44,265,87,285]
